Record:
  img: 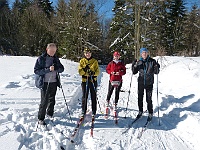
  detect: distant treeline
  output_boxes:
[0,0,199,64]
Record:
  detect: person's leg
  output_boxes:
[146,85,153,114]
[46,82,57,117]
[90,81,97,115]
[138,83,144,113]
[38,83,49,121]
[106,81,114,105]
[114,82,122,104]
[81,82,89,115]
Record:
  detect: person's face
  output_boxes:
[113,55,120,60]
[141,51,148,59]
[84,51,92,59]
[46,46,57,56]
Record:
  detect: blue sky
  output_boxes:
[8,0,199,19]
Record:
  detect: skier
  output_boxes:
[34,43,64,125]
[78,47,100,119]
[132,47,160,121]
[106,51,126,110]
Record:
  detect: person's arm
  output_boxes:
[106,62,112,74]
[54,58,64,73]
[132,59,139,74]
[90,59,100,76]
[34,57,50,75]
[119,63,126,76]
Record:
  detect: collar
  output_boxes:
[85,56,92,60]
[113,60,120,64]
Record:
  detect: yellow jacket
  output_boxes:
[78,57,100,82]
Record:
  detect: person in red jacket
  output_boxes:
[106,51,126,108]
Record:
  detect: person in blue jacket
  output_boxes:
[34,43,64,125]
[132,48,160,121]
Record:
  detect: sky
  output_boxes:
[8,0,199,19]
[0,55,200,149]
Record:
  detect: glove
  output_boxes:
[154,63,160,74]
[88,70,95,76]
[83,65,90,72]
[132,59,137,65]
[132,59,137,67]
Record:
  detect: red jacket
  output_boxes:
[106,60,126,82]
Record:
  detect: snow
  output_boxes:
[0,55,200,150]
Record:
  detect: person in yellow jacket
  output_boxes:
[78,47,100,118]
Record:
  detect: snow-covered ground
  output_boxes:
[0,55,200,150]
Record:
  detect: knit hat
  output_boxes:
[113,51,120,57]
[84,47,91,53]
[140,48,148,54]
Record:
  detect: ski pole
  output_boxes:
[124,73,133,119]
[90,76,103,114]
[57,73,72,122]
[156,59,160,126]
[44,74,52,99]
[60,84,72,122]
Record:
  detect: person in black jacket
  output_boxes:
[132,47,160,121]
[34,43,64,125]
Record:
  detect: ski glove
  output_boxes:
[132,59,138,67]
[83,65,90,72]
[154,63,160,74]
[88,70,95,76]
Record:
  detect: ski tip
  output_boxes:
[70,140,75,143]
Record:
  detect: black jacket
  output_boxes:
[34,52,64,89]
[132,56,160,86]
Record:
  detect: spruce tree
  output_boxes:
[36,0,54,19]
[183,5,200,56]
[0,0,11,54]
[55,0,69,56]
[109,0,132,61]
[166,0,187,55]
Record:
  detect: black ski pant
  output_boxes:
[81,80,97,115]
[106,81,122,104]
[138,83,153,114]
[38,82,57,121]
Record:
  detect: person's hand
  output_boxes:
[83,65,90,72]
[154,63,160,71]
[111,72,119,75]
[132,59,137,67]
[88,70,95,76]
[50,65,54,71]
[115,72,119,75]
[111,72,115,75]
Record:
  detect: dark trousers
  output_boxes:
[138,84,153,114]
[38,82,57,121]
[81,80,97,115]
[106,81,122,104]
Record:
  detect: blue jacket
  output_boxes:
[34,52,64,89]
